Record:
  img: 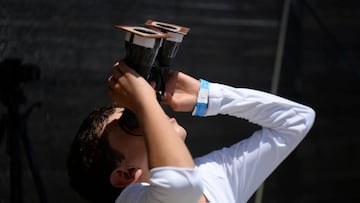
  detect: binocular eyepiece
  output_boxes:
[115,20,190,135]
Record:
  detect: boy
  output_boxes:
[67,61,315,203]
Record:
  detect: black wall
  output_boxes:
[0,0,359,202]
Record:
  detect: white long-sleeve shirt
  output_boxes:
[115,82,316,203]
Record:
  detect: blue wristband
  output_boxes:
[192,79,209,117]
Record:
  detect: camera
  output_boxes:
[0,58,40,106]
[115,20,190,135]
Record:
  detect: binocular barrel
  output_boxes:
[115,25,168,79]
[145,20,190,67]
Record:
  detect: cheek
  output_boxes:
[115,133,147,157]
[124,137,148,163]
[129,137,147,153]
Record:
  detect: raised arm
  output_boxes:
[108,61,195,169]
[195,83,315,202]
[108,62,203,203]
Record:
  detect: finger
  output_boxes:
[117,61,142,79]
[111,65,123,80]
[165,70,179,82]
[167,69,179,78]
[160,92,172,104]
[108,76,120,89]
[112,61,120,68]
[164,70,179,92]
[116,60,131,74]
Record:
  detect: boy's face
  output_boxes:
[104,107,187,172]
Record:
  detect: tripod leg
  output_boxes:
[20,119,48,203]
[7,112,24,203]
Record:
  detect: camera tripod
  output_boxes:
[0,58,47,203]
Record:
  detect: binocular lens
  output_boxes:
[118,109,142,136]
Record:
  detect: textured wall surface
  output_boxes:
[0,0,359,202]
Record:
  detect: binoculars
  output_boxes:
[115,20,190,135]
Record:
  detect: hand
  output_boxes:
[108,61,157,113]
[162,70,200,112]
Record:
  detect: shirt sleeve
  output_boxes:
[196,83,315,202]
[206,83,315,135]
[115,167,203,203]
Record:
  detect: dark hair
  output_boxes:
[67,105,124,203]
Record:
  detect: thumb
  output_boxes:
[149,81,156,89]
[160,92,172,104]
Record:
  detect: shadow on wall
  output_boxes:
[0,58,47,203]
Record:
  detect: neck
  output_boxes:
[198,194,209,203]
[137,168,151,183]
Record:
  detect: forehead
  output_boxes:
[98,107,124,138]
[103,108,125,150]
[107,107,124,124]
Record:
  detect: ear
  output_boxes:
[109,167,142,188]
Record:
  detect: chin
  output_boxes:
[176,126,187,141]
[170,118,187,140]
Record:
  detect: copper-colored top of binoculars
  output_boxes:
[115,25,169,38]
[145,20,190,35]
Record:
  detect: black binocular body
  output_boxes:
[116,20,190,135]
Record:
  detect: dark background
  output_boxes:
[0,0,359,202]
